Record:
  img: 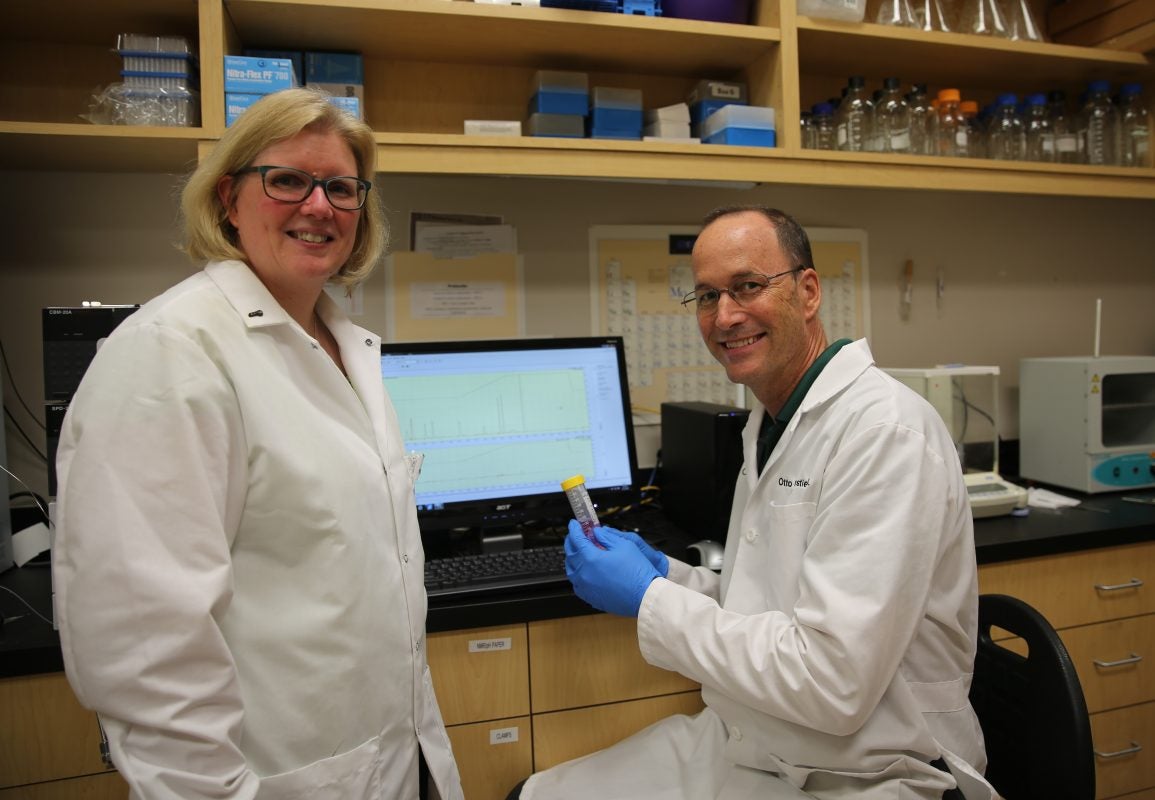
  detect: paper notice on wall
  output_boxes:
[415,224,517,258]
[386,250,524,341]
[411,282,505,318]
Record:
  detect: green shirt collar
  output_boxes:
[756,338,853,472]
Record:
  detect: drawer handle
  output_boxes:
[1094,578,1144,592]
[1095,742,1143,760]
[1093,653,1143,669]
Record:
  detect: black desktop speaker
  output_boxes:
[660,401,749,541]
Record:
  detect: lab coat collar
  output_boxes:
[796,337,874,413]
[314,288,380,353]
[743,338,874,475]
[204,260,294,330]
[316,289,384,405]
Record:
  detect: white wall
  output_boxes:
[4,170,1155,496]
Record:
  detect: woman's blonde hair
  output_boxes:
[181,87,386,287]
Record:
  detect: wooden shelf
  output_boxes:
[372,132,1155,198]
[1,0,1152,199]
[224,0,780,74]
[797,16,1154,90]
[0,122,204,173]
[7,0,197,46]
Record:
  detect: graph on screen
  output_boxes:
[386,370,589,442]
[384,364,615,506]
[380,337,638,534]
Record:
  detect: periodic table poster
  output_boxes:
[590,225,870,421]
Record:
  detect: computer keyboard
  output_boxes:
[424,545,569,599]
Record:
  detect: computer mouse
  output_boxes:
[686,539,724,571]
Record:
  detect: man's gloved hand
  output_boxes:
[596,526,669,578]
[565,520,662,618]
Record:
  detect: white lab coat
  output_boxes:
[53,260,463,800]
[524,340,996,800]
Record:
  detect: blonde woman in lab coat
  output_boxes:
[53,88,463,800]
[514,207,996,800]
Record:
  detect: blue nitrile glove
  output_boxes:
[597,526,669,578]
[565,519,661,617]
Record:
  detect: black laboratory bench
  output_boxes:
[4,489,1154,681]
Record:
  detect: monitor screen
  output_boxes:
[380,336,639,547]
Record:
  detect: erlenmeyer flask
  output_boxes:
[957,0,1007,37]
[912,0,952,31]
[1003,0,1045,41]
[874,0,919,27]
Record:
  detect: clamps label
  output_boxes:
[490,727,520,745]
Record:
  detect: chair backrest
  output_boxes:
[968,593,1095,800]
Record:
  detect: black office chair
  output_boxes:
[968,593,1095,800]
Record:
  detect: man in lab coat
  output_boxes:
[515,206,995,799]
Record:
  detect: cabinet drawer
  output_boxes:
[529,614,698,713]
[979,541,1155,629]
[1092,699,1155,799]
[445,716,533,800]
[428,625,529,726]
[532,690,705,771]
[1062,614,1155,714]
[0,673,115,788]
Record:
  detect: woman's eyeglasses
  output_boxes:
[234,165,371,211]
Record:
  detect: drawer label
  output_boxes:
[490,726,520,745]
[469,637,513,653]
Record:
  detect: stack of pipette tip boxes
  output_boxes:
[690,79,776,147]
[589,87,644,140]
[114,34,199,126]
[527,70,589,138]
[644,103,694,142]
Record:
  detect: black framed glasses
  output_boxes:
[681,267,806,315]
[234,165,371,211]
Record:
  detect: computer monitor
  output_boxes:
[380,336,639,553]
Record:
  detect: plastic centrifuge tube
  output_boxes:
[561,474,602,547]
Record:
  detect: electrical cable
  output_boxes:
[0,338,46,431]
[0,585,55,627]
[4,406,48,462]
[2,464,51,523]
[10,490,50,523]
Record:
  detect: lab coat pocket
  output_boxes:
[255,735,383,800]
[765,752,913,795]
[727,501,816,614]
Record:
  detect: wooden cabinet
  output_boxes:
[527,614,704,772]
[3,616,689,800]
[427,623,530,726]
[0,672,127,798]
[528,613,699,711]
[3,0,1152,198]
[979,539,1155,800]
[532,691,704,772]
[427,613,702,800]
[426,624,532,800]
[443,716,534,800]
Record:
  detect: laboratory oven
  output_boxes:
[1020,355,1155,493]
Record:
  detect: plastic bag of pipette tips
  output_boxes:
[82,83,200,127]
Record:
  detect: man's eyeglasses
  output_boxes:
[681,267,806,314]
[234,165,372,211]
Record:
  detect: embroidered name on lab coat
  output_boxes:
[778,477,811,488]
